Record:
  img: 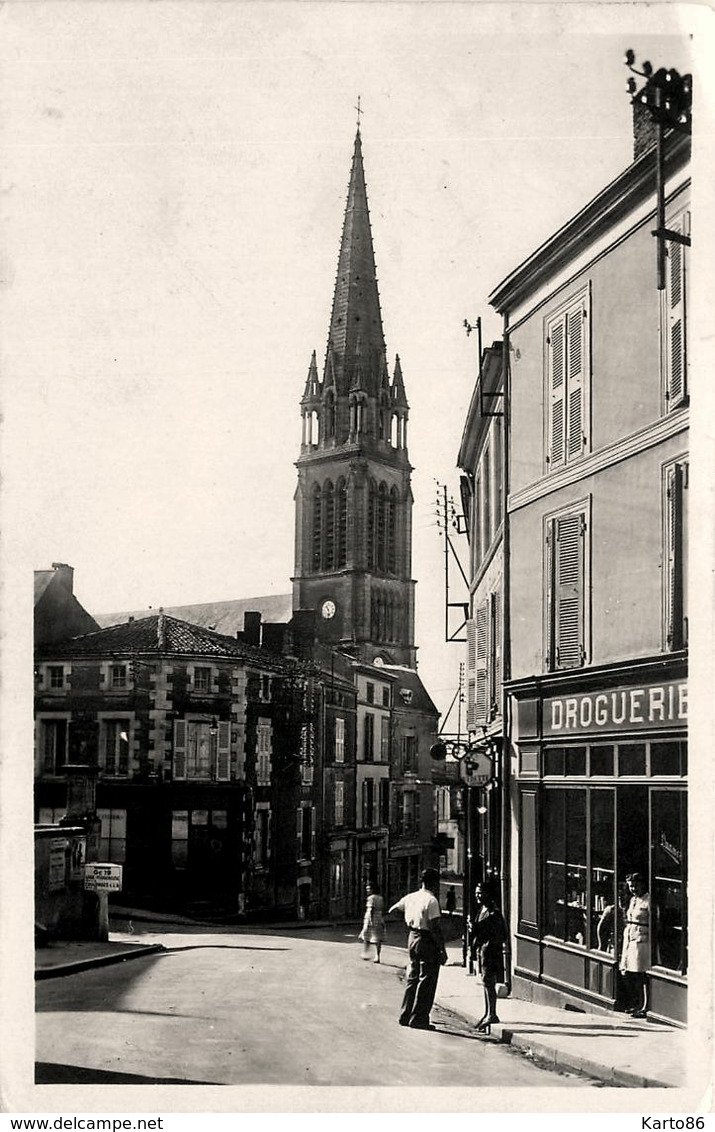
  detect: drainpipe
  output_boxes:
[500,312,513,994]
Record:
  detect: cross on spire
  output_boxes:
[355,95,363,131]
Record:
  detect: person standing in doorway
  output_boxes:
[359,880,386,963]
[620,872,650,1018]
[470,880,508,1032]
[389,868,448,1030]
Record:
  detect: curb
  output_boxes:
[494,1026,673,1090]
[35,943,164,981]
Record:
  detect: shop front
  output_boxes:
[510,656,687,1025]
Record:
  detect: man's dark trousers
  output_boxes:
[399,930,441,1028]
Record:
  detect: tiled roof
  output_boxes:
[93,593,293,635]
[34,571,54,604]
[41,614,282,666]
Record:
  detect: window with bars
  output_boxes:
[663,212,689,413]
[546,288,590,470]
[664,459,688,651]
[546,508,588,671]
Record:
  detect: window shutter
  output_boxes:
[216,722,231,781]
[491,591,502,715]
[465,618,477,730]
[173,719,187,780]
[311,806,316,859]
[666,215,688,410]
[414,788,421,837]
[547,316,566,468]
[665,464,685,649]
[297,806,303,858]
[566,303,587,459]
[475,603,489,722]
[554,513,585,669]
[389,781,396,829]
[266,808,272,864]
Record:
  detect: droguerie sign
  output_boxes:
[544,680,687,736]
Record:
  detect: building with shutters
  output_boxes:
[34,611,310,915]
[487,101,689,1023]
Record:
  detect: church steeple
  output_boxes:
[324,129,386,398]
[293,122,416,669]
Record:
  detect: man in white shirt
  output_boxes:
[389,867,448,1030]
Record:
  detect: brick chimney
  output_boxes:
[243,611,262,647]
[290,609,316,660]
[632,100,659,161]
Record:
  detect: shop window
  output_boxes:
[589,745,614,777]
[97,807,126,864]
[651,790,686,973]
[650,741,684,777]
[544,789,587,945]
[565,747,586,776]
[590,790,616,954]
[545,287,590,470]
[544,747,564,776]
[544,745,585,777]
[545,507,588,670]
[618,743,646,776]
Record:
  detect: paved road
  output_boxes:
[36,925,590,1086]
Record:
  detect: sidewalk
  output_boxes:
[35,938,164,980]
[435,942,685,1089]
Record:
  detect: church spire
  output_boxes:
[323,128,386,396]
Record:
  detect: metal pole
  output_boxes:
[655,97,666,291]
[500,313,513,994]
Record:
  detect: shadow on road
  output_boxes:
[158,943,291,955]
[35,1062,215,1085]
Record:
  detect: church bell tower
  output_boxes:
[293,126,416,668]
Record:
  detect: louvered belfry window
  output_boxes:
[547,510,587,670]
[664,213,689,412]
[546,289,589,470]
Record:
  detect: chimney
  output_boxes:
[262,622,286,654]
[51,562,74,592]
[290,609,316,660]
[243,611,262,648]
[632,100,658,161]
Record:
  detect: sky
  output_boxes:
[0,1,702,725]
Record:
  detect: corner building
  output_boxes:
[491,114,689,1023]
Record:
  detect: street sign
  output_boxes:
[459,750,493,786]
[84,862,123,892]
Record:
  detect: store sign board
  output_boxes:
[543,680,687,737]
[459,750,492,785]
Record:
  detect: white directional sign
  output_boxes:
[459,750,493,786]
[84,862,123,892]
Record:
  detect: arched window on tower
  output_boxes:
[304,410,319,446]
[388,486,398,574]
[356,397,365,435]
[367,479,378,570]
[336,478,348,568]
[377,483,388,572]
[311,484,322,572]
[323,480,335,570]
[390,413,399,448]
[324,392,336,440]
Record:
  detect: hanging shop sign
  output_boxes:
[543,679,687,737]
[459,750,493,786]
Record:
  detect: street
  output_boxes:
[36,922,593,1087]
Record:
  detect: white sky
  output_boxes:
[0,2,701,723]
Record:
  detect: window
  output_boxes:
[362,778,375,828]
[466,590,502,727]
[546,288,590,469]
[364,713,375,762]
[334,780,344,825]
[651,790,686,973]
[664,459,688,651]
[171,811,189,868]
[398,788,420,837]
[336,479,348,568]
[111,664,127,689]
[49,666,65,689]
[97,807,126,864]
[380,716,390,762]
[663,212,689,412]
[382,686,390,707]
[298,805,315,860]
[330,851,346,898]
[311,484,322,571]
[100,719,130,777]
[380,778,390,826]
[300,723,314,785]
[38,806,66,825]
[334,716,345,762]
[172,719,230,781]
[39,717,69,774]
[255,718,272,786]
[401,734,417,774]
[255,805,271,869]
[436,786,451,822]
[193,666,212,692]
[544,788,587,944]
[366,682,375,704]
[590,789,616,954]
[546,507,587,670]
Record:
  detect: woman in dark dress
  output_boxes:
[470,880,508,1031]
